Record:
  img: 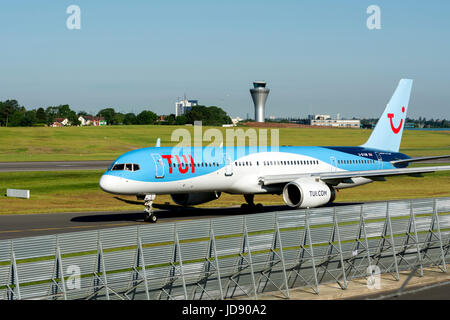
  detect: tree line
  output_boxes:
[360,117,450,129]
[0,100,232,127]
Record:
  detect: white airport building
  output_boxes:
[310,114,360,128]
[175,98,198,117]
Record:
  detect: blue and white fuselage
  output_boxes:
[100,145,408,195]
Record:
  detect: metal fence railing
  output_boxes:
[1,197,449,300]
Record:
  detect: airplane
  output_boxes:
[99,79,450,222]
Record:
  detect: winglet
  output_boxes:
[155,138,161,147]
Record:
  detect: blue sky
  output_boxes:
[0,0,449,119]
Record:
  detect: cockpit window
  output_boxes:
[111,163,141,172]
[112,164,125,171]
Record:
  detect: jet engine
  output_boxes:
[171,192,221,206]
[282,178,335,208]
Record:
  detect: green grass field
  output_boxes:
[0,125,448,161]
[0,126,448,214]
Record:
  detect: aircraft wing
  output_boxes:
[259,165,450,186]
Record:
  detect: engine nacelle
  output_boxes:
[171,192,221,206]
[282,178,335,208]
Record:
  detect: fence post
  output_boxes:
[275,217,290,299]
[243,217,258,300]
[55,236,67,300]
[209,226,224,299]
[6,241,21,300]
[361,205,372,269]
[433,199,447,272]
[174,226,188,300]
[137,227,150,300]
[410,200,424,277]
[386,202,400,281]
[334,207,348,289]
[306,209,320,294]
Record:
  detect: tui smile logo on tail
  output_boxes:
[387,106,405,134]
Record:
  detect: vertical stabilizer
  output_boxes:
[362,79,413,152]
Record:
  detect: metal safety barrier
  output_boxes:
[1,197,449,300]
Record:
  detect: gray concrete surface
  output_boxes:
[0,160,112,172]
[0,201,367,240]
[254,267,450,300]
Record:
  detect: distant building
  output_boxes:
[311,117,360,128]
[80,115,106,126]
[175,98,198,117]
[78,116,88,126]
[230,117,243,126]
[158,115,167,122]
[314,114,331,120]
[51,118,69,127]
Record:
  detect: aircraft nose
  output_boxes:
[99,174,123,194]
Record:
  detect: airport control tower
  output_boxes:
[250,81,270,122]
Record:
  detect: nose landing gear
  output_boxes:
[143,194,158,223]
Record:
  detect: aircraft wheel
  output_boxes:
[255,203,263,210]
[241,203,249,210]
[144,213,158,223]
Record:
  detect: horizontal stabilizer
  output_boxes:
[391,155,450,165]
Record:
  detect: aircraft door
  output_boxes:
[224,155,233,176]
[151,153,165,178]
[375,152,383,169]
[330,156,337,172]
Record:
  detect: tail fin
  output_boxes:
[362,79,413,152]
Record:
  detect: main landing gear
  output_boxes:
[240,194,263,211]
[144,194,158,223]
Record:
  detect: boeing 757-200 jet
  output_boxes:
[99,79,450,222]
